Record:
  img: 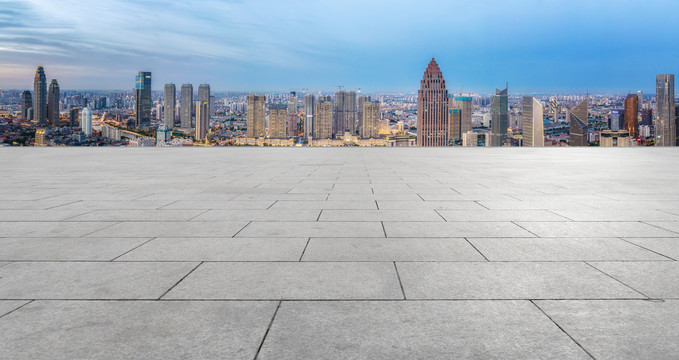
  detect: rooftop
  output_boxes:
[0,147,678,359]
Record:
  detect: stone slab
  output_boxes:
[384,221,534,238]
[589,261,679,298]
[236,221,385,238]
[0,237,150,261]
[87,221,249,238]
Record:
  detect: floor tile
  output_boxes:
[384,221,534,237]
[236,221,385,238]
[87,221,249,238]
[589,261,679,298]
[515,222,679,237]
[0,237,150,261]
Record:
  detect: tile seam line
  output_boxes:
[463,237,490,261]
[79,222,121,238]
[109,237,158,261]
[393,262,407,300]
[618,238,677,261]
[157,261,204,300]
[0,300,34,320]
[583,261,651,299]
[44,200,82,210]
[510,221,541,238]
[529,300,596,360]
[640,221,679,235]
[186,209,212,222]
[253,301,282,359]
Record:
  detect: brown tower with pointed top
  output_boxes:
[417,58,450,146]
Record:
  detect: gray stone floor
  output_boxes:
[0,147,678,359]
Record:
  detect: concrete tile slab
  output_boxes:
[160,200,275,210]
[270,200,377,210]
[259,301,590,359]
[236,221,385,238]
[552,209,679,222]
[477,200,594,210]
[0,300,277,360]
[438,209,569,222]
[0,262,197,299]
[67,209,207,222]
[377,200,485,210]
[384,221,534,238]
[468,237,668,261]
[589,261,679,298]
[302,237,485,261]
[164,262,402,300]
[0,300,29,317]
[191,209,320,222]
[536,300,679,360]
[0,237,150,261]
[319,209,443,222]
[0,200,77,210]
[118,237,307,261]
[0,209,90,222]
[87,221,249,238]
[397,262,643,299]
[0,222,115,237]
[53,200,175,210]
[623,237,679,260]
[516,221,679,237]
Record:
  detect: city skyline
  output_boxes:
[1,0,678,93]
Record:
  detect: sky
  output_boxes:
[0,0,678,94]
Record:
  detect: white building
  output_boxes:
[462,131,477,147]
[80,107,92,136]
[521,97,544,147]
[156,124,172,145]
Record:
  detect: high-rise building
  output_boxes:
[358,95,371,135]
[247,94,266,138]
[180,84,193,128]
[637,91,643,113]
[456,96,472,136]
[134,71,152,127]
[656,74,676,146]
[609,110,622,131]
[195,101,209,141]
[33,66,47,125]
[490,86,509,146]
[47,79,60,126]
[449,108,462,141]
[568,98,588,146]
[641,108,653,126]
[198,84,211,117]
[81,107,92,136]
[69,107,79,127]
[303,93,316,139]
[313,97,333,139]
[209,96,216,116]
[359,101,380,139]
[164,84,176,129]
[624,94,639,138]
[333,90,357,137]
[287,92,298,137]
[522,96,544,147]
[417,58,449,146]
[21,90,32,120]
[268,104,287,139]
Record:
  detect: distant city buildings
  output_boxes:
[624,94,639,138]
[198,84,211,117]
[21,90,32,120]
[164,84,176,129]
[180,84,193,128]
[568,98,588,146]
[490,86,508,146]
[417,58,449,146]
[313,96,333,139]
[195,101,209,141]
[268,104,287,139]
[47,79,60,126]
[80,106,92,136]
[247,94,266,138]
[33,66,47,126]
[303,93,315,139]
[655,74,675,146]
[333,90,357,137]
[69,107,79,127]
[134,71,152,127]
[522,96,544,147]
[287,91,298,137]
[359,101,380,139]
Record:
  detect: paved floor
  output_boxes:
[1,147,678,359]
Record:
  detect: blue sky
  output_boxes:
[0,0,677,93]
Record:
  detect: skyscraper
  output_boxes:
[287,91,298,137]
[198,84,211,117]
[624,94,639,138]
[81,106,92,136]
[568,98,588,146]
[135,71,152,127]
[69,106,79,127]
[164,83,176,129]
[333,90,357,137]
[195,101,209,141]
[303,93,316,139]
[268,104,287,139]
[455,96,473,137]
[314,97,333,139]
[247,94,266,138]
[522,96,544,147]
[417,58,449,146]
[180,84,193,128]
[21,90,32,120]
[33,66,47,125]
[490,86,509,146]
[359,101,380,139]
[358,95,371,135]
[449,108,462,141]
[47,79,60,126]
[656,74,675,146]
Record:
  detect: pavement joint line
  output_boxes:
[44,200,81,210]
[0,297,671,302]
[266,201,277,210]
[530,300,596,360]
[78,222,121,238]
[474,201,491,210]
[231,221,252,238]
[463,238,490,262]
[0,300,34,320]
[157,261,204,300]
[156,199,180,210]
[61,209,97,221]
[315,210,323,221]
[380,221,387,237]
[545,209,575,221]
[584,261,651,299]
[433,209,447,222]
[375,200,380,210]
[187,209,211,222]
[639,220,679,235]
[298,238,311,262]
[393,262,407,300]
[510,221,541,238]
[109,237,158,261]
[618,238,677,261]
[253,300,282,360]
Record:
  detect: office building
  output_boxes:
[21,90,32,120]
[287,92,298,137]
[568,98,588,146]
[303,93,316,139]
[69,107,80,127]
[198,84,211,117]
[164,84,176,129]
[156,124,172,144]
[609,110,622,131]
[180,84,193,128]
[522,96,544,147]
[268,104,287,139]
[35,129,46,146]
[33,66,47,125]
[656,74,675,146]
[456,96,473,136]
[333,90,357,137]
[81,106,92,136]
[359,101,380,139]
[490,86,509,146]
[134,71,152,127]
[462,131,477,147]
[358,95,371,135]
[314,97,333,139]
[601,130,631,147]
[47,79,60,126]
[417,58,449,146]
[624,94,639,138]
[195,101,209,141]
[247,94,266,138]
